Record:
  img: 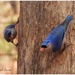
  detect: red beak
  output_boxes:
[40,48,45,51]
[10,35,14,38]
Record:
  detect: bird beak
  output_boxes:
[40,48,45,51]
[11,35,14,38]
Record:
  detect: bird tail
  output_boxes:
[65,15,73,23]
[60,15,73,31]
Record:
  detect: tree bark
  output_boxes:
[18,1,75,74]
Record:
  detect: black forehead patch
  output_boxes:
[41,45,47,48]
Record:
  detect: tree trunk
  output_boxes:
[18,1,75,74]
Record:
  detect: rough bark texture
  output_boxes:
[18,1,75,74]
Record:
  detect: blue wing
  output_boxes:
[49,26,65,52]
[41,26,65,52]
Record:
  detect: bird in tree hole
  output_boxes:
[40,15,73,53]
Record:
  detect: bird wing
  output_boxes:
[49,26,65,52]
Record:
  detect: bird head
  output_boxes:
[40,41,50,51]
[40,42,52,52]
[4,21,18,46]
[4,28,17,41]
[40,45,47,51]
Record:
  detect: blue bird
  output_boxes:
[40,15,73,52]
[4,19,19,46]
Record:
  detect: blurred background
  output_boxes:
[0,1,20,74]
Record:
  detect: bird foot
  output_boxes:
[51,43,73,65]
[60,43,72,54]
[15,43,18,46]
[11,40,18,46]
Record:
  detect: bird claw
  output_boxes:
[15,43,18,46]
[60,43,73,54]
[51,43,73,65]
[13,42,18,46]
[11,40,18,46]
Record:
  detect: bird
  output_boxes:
[40,15,73,52]
[4,19,19,46]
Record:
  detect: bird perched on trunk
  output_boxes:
[40,15,73,52]
[4,19,19,46]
